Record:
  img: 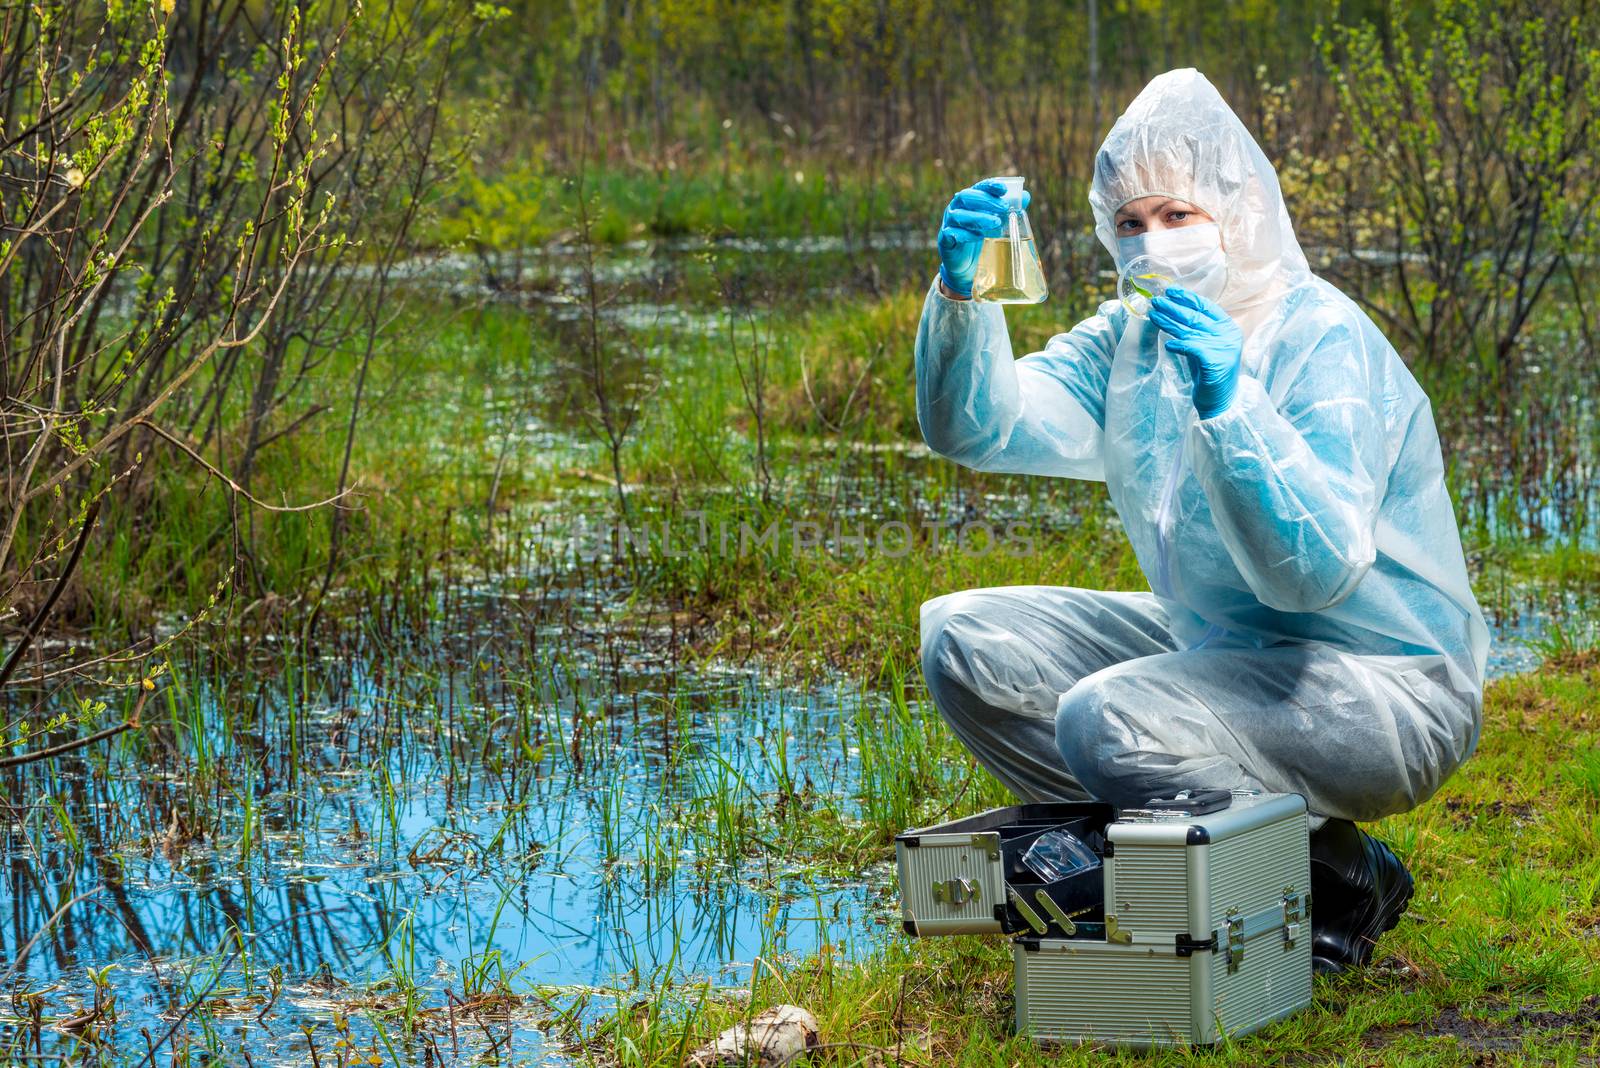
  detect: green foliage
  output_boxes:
[431,164,561,249]
[2,0,484,678]
[460,0,1331,161]
[426,158,948,250]
[1318,0,1600,370]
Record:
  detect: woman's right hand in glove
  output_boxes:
[937,178,1029,298]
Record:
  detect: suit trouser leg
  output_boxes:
[921,585,1479,824]
[919,586,1180,803]
[1053,642,1480,824]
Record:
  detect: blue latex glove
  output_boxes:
[937,179,1030,297]
[1148,286,1243,419]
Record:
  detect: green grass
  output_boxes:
[76,296,561,630]
[581,657,1600,1066]
[422,158,950,249]
[2,111,1584,656]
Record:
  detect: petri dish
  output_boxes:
[1118,254,1177,319]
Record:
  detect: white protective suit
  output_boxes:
[916,69,1489,824]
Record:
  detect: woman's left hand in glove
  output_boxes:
[1148,286,1243,420]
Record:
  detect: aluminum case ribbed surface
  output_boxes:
[1013,791,1313,1046]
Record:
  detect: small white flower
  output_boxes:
[65,167,85,188]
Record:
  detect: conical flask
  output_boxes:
[972,176,1048,304]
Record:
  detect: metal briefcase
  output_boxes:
[896,790,1312,1047]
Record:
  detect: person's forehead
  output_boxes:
[1115,195,1196,217]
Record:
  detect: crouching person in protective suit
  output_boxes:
[916,69,1487,974]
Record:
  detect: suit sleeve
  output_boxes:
[914,279,1123,480]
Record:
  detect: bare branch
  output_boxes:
[132,418,357,513]
[0,498,100,690]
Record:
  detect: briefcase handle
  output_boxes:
[1139,788,1233,815]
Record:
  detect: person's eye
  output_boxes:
[1169,211,1190,222]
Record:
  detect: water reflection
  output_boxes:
[0,582,895,1061]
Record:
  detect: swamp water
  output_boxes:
[0,576,930,1062]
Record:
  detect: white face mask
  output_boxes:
[1116,222,1228,304]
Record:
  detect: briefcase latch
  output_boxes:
[931,877,981,907]
[1282,887,1308,951]
[1225,910,1245,972]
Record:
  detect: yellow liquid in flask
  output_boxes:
[972,237,1048,304]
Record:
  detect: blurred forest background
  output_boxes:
[2,0,1597,697]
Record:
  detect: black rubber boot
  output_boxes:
[1308,818,1414,975]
